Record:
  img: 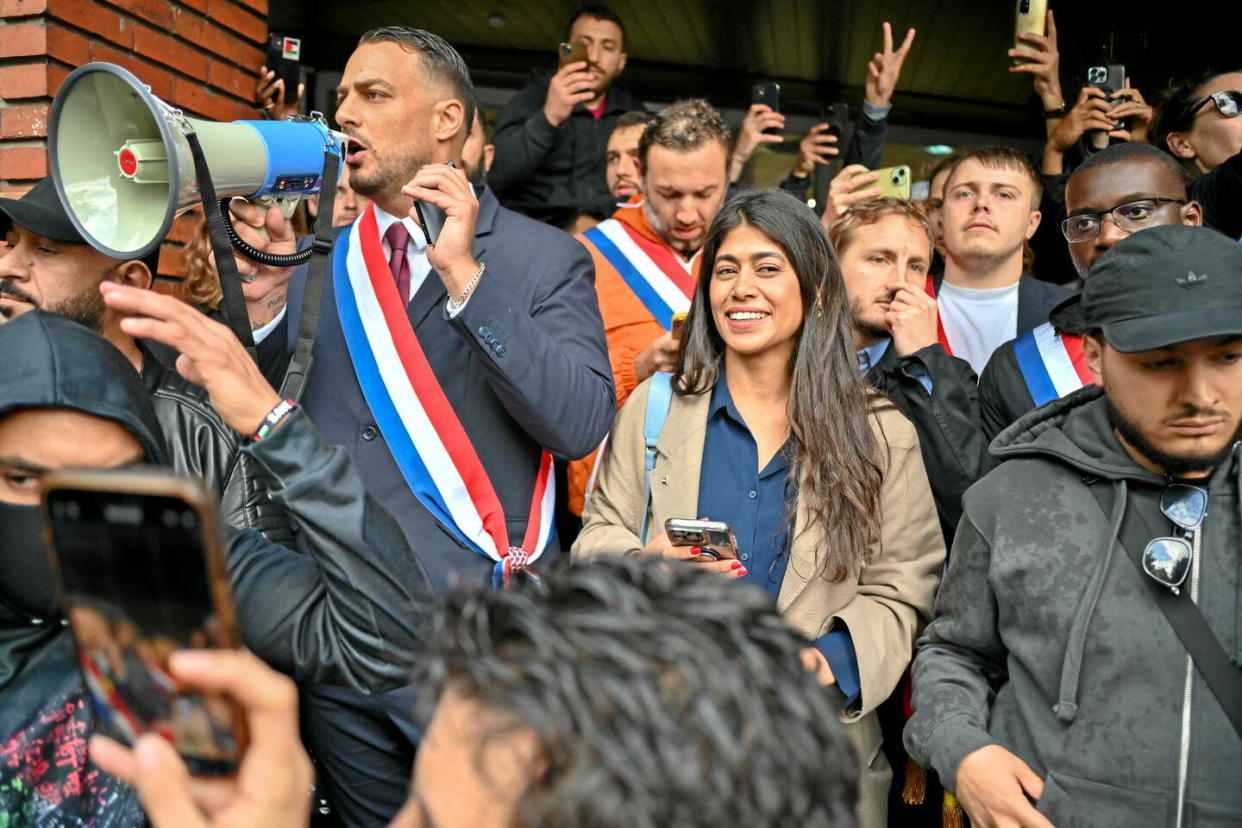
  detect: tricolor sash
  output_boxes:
[334,205,555,588]
[924,274,953,354]
[583,218,695,330]
[1012,323,1094,406]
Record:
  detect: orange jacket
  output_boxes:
[566,198,700,515]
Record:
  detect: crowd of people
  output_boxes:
[0,3,1240,827]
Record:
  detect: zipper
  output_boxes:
[1173,525,1203,828]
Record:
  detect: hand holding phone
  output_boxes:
[666,518,738,561]
[874,165,911,199]
[264,34,302,108]
[545,43,595,126]
[558,41,588,68]
[42,470,247,775]
[750,83,782,135]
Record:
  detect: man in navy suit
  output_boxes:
[232,26,615,826]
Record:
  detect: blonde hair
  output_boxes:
[828,197,934,257]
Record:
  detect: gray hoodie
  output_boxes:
[904,385,1241,827]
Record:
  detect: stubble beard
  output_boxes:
[644,200,700,255]
[1105,394,1242,477]
[849,296,889,346]
[348,141,433,205]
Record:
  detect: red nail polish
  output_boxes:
[689,547,701,556]
[731,560,743,570]
[737,568,748,576]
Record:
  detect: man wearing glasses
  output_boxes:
[905,224,1242,828]
[978,143,1204,440]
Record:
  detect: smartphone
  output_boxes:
[558,41,588,68]
[751,83,781,134]
[670,311,688,340]
[819,103,849,140]
[1086,62,1127,148]
[41,469,246,776]
[1012,0,1047,64]
[665,518,738,562]
[265,33,302,107]
[875,165,911,199]
[413,160,455,246]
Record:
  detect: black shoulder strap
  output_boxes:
[1088,482,1242,740]
[277,149,338,402]
[185,130,255,356]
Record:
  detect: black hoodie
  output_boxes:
[0,312,437,825]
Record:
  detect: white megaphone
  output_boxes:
[48,62,344,262]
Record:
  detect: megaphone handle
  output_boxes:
[185,130,256,354]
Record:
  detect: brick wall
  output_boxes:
[0,0,269,279]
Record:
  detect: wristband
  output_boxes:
[252,399,297,442]
[1043,102,1068,118]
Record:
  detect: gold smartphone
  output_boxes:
[1013,0,1048,63]
[670,311,689,340]
[874,165,911,200]
[41,469,247,776]
[558,41,588,68]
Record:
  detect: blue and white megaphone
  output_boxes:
[48,62,344,262]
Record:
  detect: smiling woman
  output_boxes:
[573,188,945,828]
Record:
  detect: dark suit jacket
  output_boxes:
[865,342,985,544]
[283,187,615,827]
[286,186,615,595]
[931,272,1070,339]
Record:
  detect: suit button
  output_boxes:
[361,425,378,441]
[477,326,489,337]
[495,345,507,357]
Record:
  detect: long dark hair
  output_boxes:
[676,189,885,582]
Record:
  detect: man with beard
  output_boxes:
[0,180,291,542]
[978,143,1204,441]
[604,109,658,202]
[489,5,645,229]
[831,198,985,541]
[226,26,614,824]
[0,304,434,826]
[905,225,1242,827]
[564,99,728,518]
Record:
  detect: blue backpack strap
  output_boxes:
[639,372,674,544]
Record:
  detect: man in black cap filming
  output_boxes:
[905,224,1242,827]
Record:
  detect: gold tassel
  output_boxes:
[901,757,927,805]
[942,792,964,828]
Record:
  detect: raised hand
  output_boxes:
[792,124,840,178]
[401,163,481,299]
[1008,10,1063,115]
[865,22,916,108]
[543,60,595,127]
[730,104,786,182]
[820,164,882,231]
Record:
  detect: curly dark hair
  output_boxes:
[412,557,859,828]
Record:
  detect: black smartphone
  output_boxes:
[413,161,456,246]
[751,82,781,134]
[41,469,246,776]
[1086,62,1127,147]
[665,518,738,561]
[265,33,302,107]
[820,103,849,139]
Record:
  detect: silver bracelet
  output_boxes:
[447,262,486,312]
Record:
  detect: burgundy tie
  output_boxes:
[384,222,412,304]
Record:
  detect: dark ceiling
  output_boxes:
[270,0,1242,139]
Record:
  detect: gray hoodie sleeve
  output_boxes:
[903,511,1007,791]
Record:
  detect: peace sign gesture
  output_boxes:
[865,22,916,109]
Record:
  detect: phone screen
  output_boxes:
[46,488,243,775]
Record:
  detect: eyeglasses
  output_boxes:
[1060,199,1187,243]
[1141,484,1208,594]
[1189,89,1242,120]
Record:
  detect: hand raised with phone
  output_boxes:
[544,59,595,127]
[401,162,481,300]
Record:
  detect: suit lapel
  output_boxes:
[777,496,816,613]
[647,390,710,532]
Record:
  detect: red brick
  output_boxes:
[0,104,50,139]
[47,0,134,50]
[176,0,206,15]
[204,0,264,44]
[102,0,175,29]
[165,213,198,243]
[134,24,208,79]
[0,63,51,99]
[172,76,251,122]
[0,0,48,15]
[207,58,255,100]
[174,14,247,63]
[90,43,175,100]
[237,0,265,15]
[0,146,49,180]
[153,272,188,295]
[0,22,48,59]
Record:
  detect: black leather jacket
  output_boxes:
[142,348,294,545]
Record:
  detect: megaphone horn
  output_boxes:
[48,62,343,262]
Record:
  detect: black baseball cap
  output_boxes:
[1049,224,1242,352]
[0,179,162,275]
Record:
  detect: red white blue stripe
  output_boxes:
[334,205,554,580]
[1012,322,1094,406]
[583,217,695,330]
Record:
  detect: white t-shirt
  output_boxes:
[936,281,1020,375]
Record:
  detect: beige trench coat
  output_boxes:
[572,377,946,828]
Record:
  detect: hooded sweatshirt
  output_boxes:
[0,312,437,826]
[904,385,1241,827]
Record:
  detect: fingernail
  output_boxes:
[731,561,743,570]
[737,568,748,577]
[689,546,701,556]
